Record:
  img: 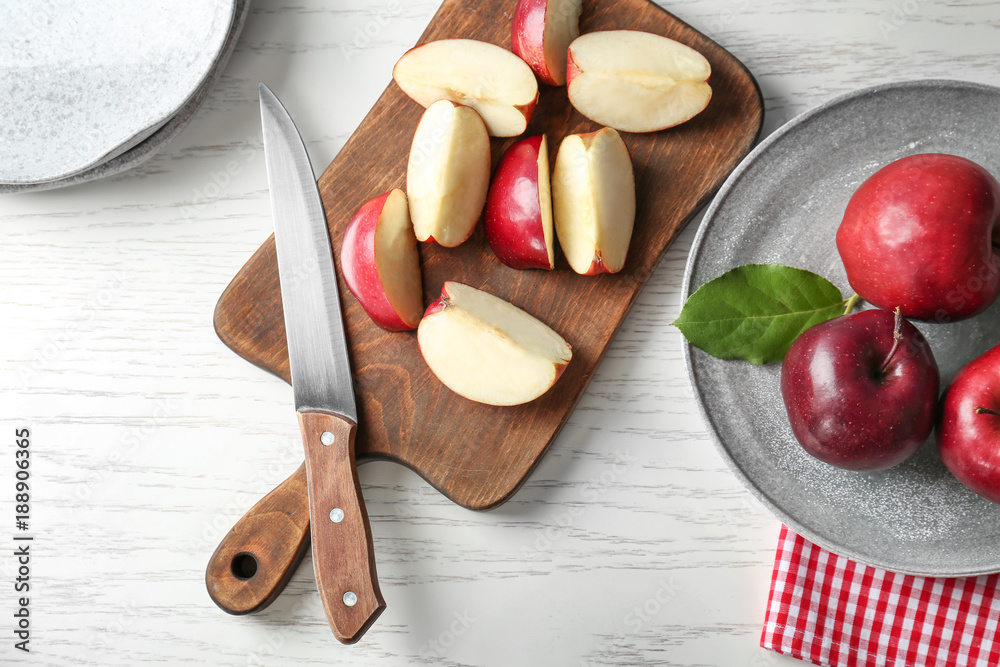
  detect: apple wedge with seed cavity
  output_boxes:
[393,39,539,137]
[552,127,635,275]
[407,99,491,247]
[418,282,572,406]
[340,188,423,331]
[485,134,556,270]
[511,0,583,86]
[566,30,712,132]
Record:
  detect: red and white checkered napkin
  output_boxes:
[761,525,1000,667]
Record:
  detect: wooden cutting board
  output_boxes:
[214,0,763,510]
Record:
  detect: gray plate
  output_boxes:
[0,0,249,194]
[682,79,1000,577]
[0,0,235,185]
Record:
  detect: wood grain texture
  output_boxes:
[205,463,310,615]
[213,0,764,511]
[298,411,384,644]
[6,2,1000,665]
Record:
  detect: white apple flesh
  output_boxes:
[393,38,539,137]
[340,189,423,331]
[511,0,583,86]
[566,30,712,133]
[407,99,491,247]
[418,282,572,406]
[551,127,635,275]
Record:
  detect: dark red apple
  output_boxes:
[781,308,939,471]
[937,343,1000,504]
[484,134,555,270]
[836,153,1000,322]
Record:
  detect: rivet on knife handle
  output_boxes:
[299,410,385,644]
[205,463,311,615]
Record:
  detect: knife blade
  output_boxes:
[258,81,384,643]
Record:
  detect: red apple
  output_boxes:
[417,282,572,406]
[836,153,1000,322]
[938,343,1000,504]
[484,134,555,270]
[551,127,635,275]
[566,30,712,133]
[407,100,491,247]
[511,0,583,86]
[781,308,939,471]
[340,189,423,331]
[393,39,539,137]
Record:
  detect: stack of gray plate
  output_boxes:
[0,0,250,193]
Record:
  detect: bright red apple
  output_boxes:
[836,153,1000,322]
[511,0,583,86]
[781,308,939,471]
[937,343,1000,504]
[484,134,555,270]
[340,189,423,331]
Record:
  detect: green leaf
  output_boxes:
[675,264,849,365]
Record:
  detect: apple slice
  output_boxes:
[566,30,712,132]
[551,127,635,275]
[340,189,423,331]
[484,134,556,270]
[393,39,539,137]
[418,282,572,406]
[407,99,491,247]
[511,0,583,86]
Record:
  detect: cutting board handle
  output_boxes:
[299,410,385,644]
[205,463,311,615]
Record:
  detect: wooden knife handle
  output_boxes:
[299,410,385,644]
[205,463,311,615]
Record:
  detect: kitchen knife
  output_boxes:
[246,82,384,643]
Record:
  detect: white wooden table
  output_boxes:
[3,1,998,664]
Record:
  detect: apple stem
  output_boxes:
[976,406,1000,417]
[879,307,904,374]
[843,293,860,316]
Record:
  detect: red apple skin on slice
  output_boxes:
[392,39,539,137]
[418,282,572,406]
[551,127,635,275]
[407,100,491,248]
[566,30,712,133]
[511,0,583,86]
[484,134,556,270]
[341,189,423,332]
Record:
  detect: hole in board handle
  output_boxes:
[231,552,259,580]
